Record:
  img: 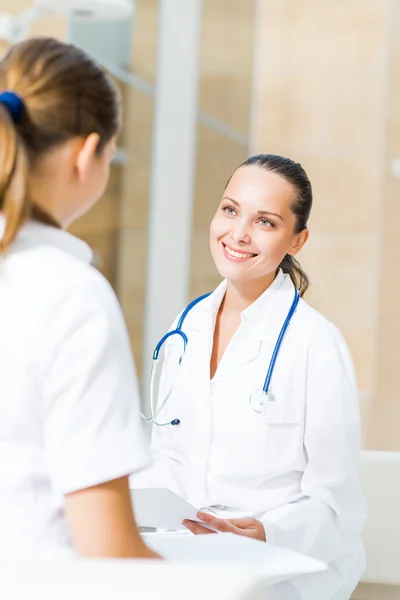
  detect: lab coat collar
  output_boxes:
[14,220,93,264]
[237,271,298,345]
[200,279,227,317]
[240,269,286,324]
[204,271,298,382]
[197,269,292,337]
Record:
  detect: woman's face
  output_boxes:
[210,165,308,284]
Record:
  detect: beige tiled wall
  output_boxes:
[198,0,254,136]
[252,0,400,450]
[370,1,400,450]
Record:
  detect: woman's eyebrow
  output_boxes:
[257,209,284,222]
[222,196,240,207]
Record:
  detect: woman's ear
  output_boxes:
[289,228,309,256]
[75,133,101,182]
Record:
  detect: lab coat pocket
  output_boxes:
[263,402,303,472]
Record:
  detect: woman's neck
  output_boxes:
[28,166,75,230]
[31,205,62,229]
[223,271,277,314]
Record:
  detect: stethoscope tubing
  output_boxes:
[143,287,300,427]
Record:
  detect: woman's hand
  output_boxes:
[182,511,266,541]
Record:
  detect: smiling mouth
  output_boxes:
[222,243,258,261]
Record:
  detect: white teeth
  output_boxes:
[224,245,254,259]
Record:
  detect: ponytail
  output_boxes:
[279,254,310,297]
[0,105,29,253]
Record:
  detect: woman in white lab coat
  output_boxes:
[0,38,157,559]
[142,154,367,598]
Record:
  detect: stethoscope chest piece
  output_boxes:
[250,389,275,413]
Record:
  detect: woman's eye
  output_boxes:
[222,206,236,216]
[258,218,274,228]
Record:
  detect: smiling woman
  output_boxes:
[210,154,311,298]
[133,153,367,600]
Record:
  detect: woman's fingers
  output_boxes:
[197,513,266,541]
[183,513,266,541]
[229,517,261,529]
[196,512,236,533]
[229,517,266,541]
[182,519,216,535]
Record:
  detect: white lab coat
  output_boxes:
[0,221,150,558]
[137,270,367,600]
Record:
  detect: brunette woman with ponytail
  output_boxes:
[134,155,366,599]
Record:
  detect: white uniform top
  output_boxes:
[0,221,149,559]
[135,270,367,600]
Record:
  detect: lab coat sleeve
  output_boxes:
[42,272,150,495]
[259,326,367,598]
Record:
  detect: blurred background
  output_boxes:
[0,0,399,455]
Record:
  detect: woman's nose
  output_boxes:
[230,219,251,244]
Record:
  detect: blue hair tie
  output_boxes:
[0,91,24,124]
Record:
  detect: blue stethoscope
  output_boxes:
[142,288,300,427]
